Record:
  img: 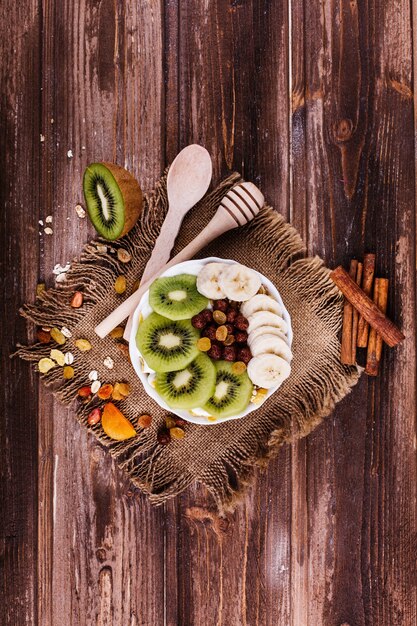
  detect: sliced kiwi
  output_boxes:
[149,274,208,321]
[83,162,143,240]
[136,312,200,372]
[155,354,216,409]
[203,361,253,418]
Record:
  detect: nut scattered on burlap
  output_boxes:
[16,172,360,512]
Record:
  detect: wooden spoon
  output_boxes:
[94,182,264,339]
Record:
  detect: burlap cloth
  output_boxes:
[17,173,360,512]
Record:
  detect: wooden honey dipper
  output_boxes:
[95,181,265,339]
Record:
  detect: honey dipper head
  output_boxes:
[219,182,264,226]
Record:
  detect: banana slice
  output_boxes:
[247,354,291,389]
[250,334,293,363]
[219,263,262,301]
[196,262,228,299]
[247,311,288,334]
[240,294,283,318]
[247,325,288,348]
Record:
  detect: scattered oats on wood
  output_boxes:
[39,219,44,226]
[67,149,73,158]
[45,215,53,223]
[44,227,53,235]
[75,204,86,218]
[40,134,45,142]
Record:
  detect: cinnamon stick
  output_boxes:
[357,253,376,347]
[365,278,389,376]
[330,266,404,347]
[340,259,358,364]
[351,262,363,360]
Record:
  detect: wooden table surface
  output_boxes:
[2,1,416,625]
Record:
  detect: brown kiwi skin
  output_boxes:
[101,162,143,238]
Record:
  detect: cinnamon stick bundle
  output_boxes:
[365,278,389,376]
[357,253,376,347]
[330,266,404,348]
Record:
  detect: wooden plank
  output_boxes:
[0,1,41,624]
[291,1,416,625]
[35,1,166,624]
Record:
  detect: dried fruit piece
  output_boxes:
[50,349,65,366]
[132,279,140,292]
[116,343,130,358]
[101,402,136,441]
[96,244,108,253]
[114,275,127,294]
[87,408,101,425]
[75,338,92,352]
[117,248,131,263]
[197,337,211,352]
[157,429,171,446]
[215,325,228,342]
[97,384,114,400]
[251,390,268,405]
[38,358,56,373]
[64,352,74,365]
[170,427,185,440]
[138,414,152,429]
[63,365,75,379]
[88,370,99,381]
[36,283,46,298]
[224,334,235,346]
[174,417,187,427]
[78,386,92,397]
[91,380,101,394]
[110,326,124,339]
[71,291,84,308]
[37,329,51,343]
[232,361,247,375]
[112,382,130,400]
[103,356,114,369]
[213,310,227,325]
[165,416,177,429]
[50,327,66,345]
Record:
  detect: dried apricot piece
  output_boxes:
[38,358,56,373]
[50,327,66,345]
[87,408,101,425]
[169,427,185,440]
[138,414,152,429]
[110,326,124,339]
[75,338,92,352]
[101,402,136,441]
[50,349,65,366]
[114,275,127,294]
[97,384,114,400]
[197,337,211,352]
[215,325,228,342]
[231,361,247,375]
[78,386,92,398]
[70,291,83,308]
[63,365,75,379]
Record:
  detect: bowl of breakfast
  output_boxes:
[129,257,293,424]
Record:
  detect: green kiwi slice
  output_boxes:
[155,354,216,409]
[149,274,208,320]
[83,162,143,240]
[136,312,200,372]
[203,361,253,418]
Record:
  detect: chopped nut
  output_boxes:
[50,327,66,345]
[70,292,83,308]
[114,275,127,294]
[53,263,70,275]
[138,414,152,429]
[50,349,65,366]
[91,380,101,394]
[75,204,86,218]
[63,365,75,379]
[60,326,72,338]
[165,416,177,429]
[117,248,131,264]
[75,338,92,352]
[88,370,99,381]
[38,357,56,373]
[103,356,114,369]
[110,326,124,339]
[64,352,74,365]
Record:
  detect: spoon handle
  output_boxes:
[139,209,179,284]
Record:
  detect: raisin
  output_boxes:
[235,330,248,343]
[213,310,227,324]
[87,408,101,425]
[224,334,235,346]
[232,361,247,375]
[191,313,206,329]
[174,417,187,427]
[114,275,127,294]
[157,429,171,446]
[223,346,237,361]
[215,325,228,342]
[138,414,152,429]
[70,291,84,308]
[235,315,249,331]
[170,427,185,439]
[237,347,252,364]
[197,337,211,351]
[37,329,51,344]
[165,416,177,429]
[207,343,222,360]
[78,386,92,398]
[98,384,114,400]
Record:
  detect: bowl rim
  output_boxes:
[129,257,292,425]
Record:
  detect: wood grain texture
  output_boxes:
[1,1,416,625]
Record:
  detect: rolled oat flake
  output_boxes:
[61,326,72,338]
[91,380,101,394]
[88,370,99,381]
[64,352,74,365]
[103,356,114,370]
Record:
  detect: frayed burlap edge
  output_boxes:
[15,172,361,513]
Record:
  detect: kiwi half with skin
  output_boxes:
[136,312,200,372]
[203,360,253,418]
[155,354,216,409]
[149,274,208,320]
[83,162,143,240]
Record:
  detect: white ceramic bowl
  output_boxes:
[129,257,292,425]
